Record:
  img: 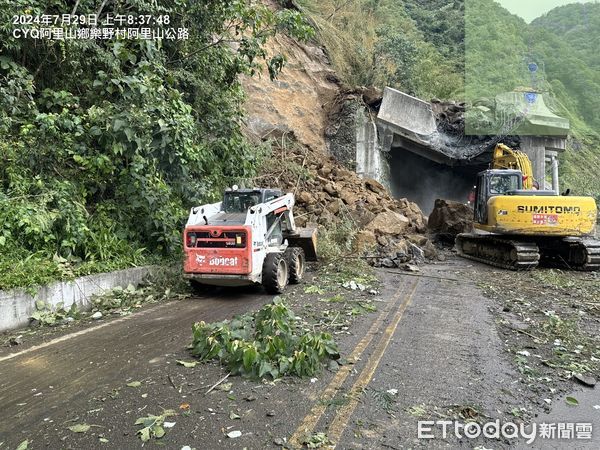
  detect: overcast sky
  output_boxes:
[496,0,592,23]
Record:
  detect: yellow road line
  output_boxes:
[288,281,417,448]
[327,280,419,446]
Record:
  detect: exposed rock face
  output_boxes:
[241,33,339,152]
[428,199,474,241]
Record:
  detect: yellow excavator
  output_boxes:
[456,144,600,270]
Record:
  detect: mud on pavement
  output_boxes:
[1,256,599,449]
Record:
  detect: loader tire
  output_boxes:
[262,252,289,295]
[286,247,305,284]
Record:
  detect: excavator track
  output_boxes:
[455,234,540,271]
[539,238,600,271]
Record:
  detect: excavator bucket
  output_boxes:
[285,227,318,261]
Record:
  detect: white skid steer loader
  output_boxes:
[183,187,317,294]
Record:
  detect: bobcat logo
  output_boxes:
[195,255,206,264]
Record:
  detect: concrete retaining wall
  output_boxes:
[0,267,155,333]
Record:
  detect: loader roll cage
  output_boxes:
[223,189,282,213]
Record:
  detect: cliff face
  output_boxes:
[241,32,340,152]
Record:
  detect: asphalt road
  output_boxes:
[1,260,598,449]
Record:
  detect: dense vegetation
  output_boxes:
[0,0,311,289]
[294,0,464,99]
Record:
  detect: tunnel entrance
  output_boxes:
[388,147,483,215]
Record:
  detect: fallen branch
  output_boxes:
[205,372,231,395]
[168,375,180,392]
[381,269,472,284]
[507,326,541,341]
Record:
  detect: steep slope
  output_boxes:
[241,32,339,152]
[532,2,600,70]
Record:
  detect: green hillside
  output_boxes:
[294,0,464,99]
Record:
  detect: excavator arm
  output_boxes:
[492,143,534,189]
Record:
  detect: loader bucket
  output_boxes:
[285,227,318,261]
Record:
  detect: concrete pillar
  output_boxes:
[520,136,546,186]
[356,109,387,182]
[551,155,560,193]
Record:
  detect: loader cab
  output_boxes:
[474,170,522,224]
[222,188,283,213]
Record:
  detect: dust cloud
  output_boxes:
[388,149,478,215]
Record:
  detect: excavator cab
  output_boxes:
[457,144,600,271]
[474,169,522,224]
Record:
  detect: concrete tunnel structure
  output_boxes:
[362,87,570,213]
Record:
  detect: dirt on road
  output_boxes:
[1,256,599,449]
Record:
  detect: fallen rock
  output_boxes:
[91,311,103,320]
[428,199,474,241]
[256,145,430,261]
[326,199,342,214]
[323,183,338,196]
[408,242,425,261]
[365,178,386,195]
[574,373,597,387]
[340,190,359,206]
[381,258,396,268]
[366,210,410,236]
[348,206,376,228]
[9,336,23,346]
[297,191,314,204]
[354,230,377,254]
[403,264,420,272]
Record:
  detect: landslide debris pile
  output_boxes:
[428,199,475,243]
[257,145,439,266]
[430,99,522,162]
[431,99,466,137]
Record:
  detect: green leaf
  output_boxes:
[113,119,125,131]
[0,236,6,246]
[35,300,47,311]
[153,425,165,438]
[127,381,142,388]
[258,360,273,378]
[138,427,151,442]
[16,440,29,450]
[566,396,579,406]
[124,127,135,142]
[0,56,11,70]
[99,437,109,443]
[176,360,198,368]
[243,347,257,371]
[68,423,91,433]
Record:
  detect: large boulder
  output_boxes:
[428,199,474,241]
[365,209,410,236]
[353,230,378,254]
